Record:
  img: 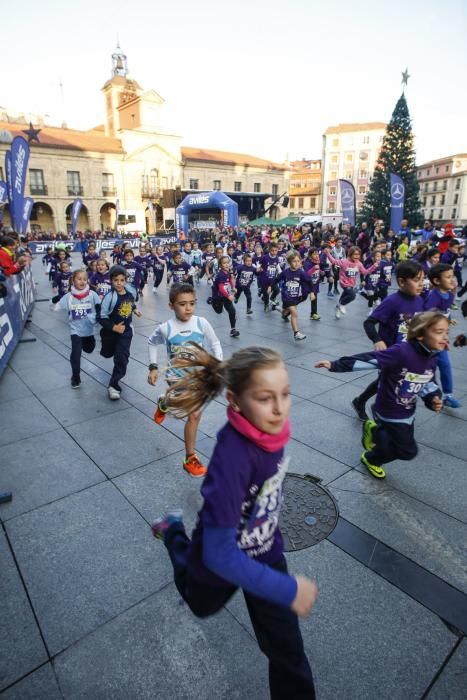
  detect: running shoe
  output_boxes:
[230,328,240,337]
[450,303,459,311]
[310,313,321,321]
[335,305,342,319]
[271,300,280,310]
[443,395,462,408]
[151,509,184,540]
[351,397,368,421]
[154,397,168,424]
[108,386,120,400]
[361,419,377,451]
[282,310,290,322]
[294,330,306,341]
[327,291,334,298]
[71,376,81,389]
[183,454,207,478]
[361,452,386,479]
[264,303,270,312]
[340,304,347,315]
[246,309,253,315]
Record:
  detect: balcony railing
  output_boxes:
[102,187,117,197]
[30,185,48,196]
[67,186,84,196]
[141,188,160,199]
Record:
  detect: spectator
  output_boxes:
[0,236,31,276]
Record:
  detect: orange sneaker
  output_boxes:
[154,398,168,425]
[183,453,207,478]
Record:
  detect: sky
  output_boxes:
[2,0,466,165]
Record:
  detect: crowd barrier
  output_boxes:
[27,236,178,255]
[0,266,35,377]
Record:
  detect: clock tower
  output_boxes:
[102,44,142,137]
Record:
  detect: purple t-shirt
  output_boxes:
[168,261,190,284]
[235,264,256,289]
[188,423,288,585]
[378,260,395,288]
[278,268,310,303]
[89,271,111,299]
[303,260,321,292]
[424,288,454,315]
[369,291,424,346]
[374,342,438,419]
[213,270,234,298]
[260,254,280,283]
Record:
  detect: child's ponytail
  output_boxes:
[165,343,283,418]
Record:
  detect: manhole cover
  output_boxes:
[279,473,339,551]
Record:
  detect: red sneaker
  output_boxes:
[154,398,168,425]
[183,453,207,478]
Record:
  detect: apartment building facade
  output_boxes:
[417,154,467,226]
[288,159,322,216]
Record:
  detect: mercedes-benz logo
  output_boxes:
[391,182,405,200]
[341,189,354,204]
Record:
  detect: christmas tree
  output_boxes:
[359,92,422,229]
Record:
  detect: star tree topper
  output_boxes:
[22,121,41,144]
[401,68,410,90]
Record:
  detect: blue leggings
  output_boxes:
[437,349,453,394]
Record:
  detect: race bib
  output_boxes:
[70,301,92,321]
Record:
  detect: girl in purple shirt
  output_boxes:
[151,345,317,699]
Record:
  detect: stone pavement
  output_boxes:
[0,254,466,699]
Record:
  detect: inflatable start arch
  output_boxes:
[176,191,238,235]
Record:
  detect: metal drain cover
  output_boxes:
[279,473,339,551]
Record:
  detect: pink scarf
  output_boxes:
[227,406,290,452]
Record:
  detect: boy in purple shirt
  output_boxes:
[234,253,256,315]
[278,250,310,340]
[259,243,281,311]
[424,263,461,408]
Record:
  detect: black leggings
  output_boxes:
[164,523,316,700]
[261,281,279,306]
[366,420,417,466]
[70,334,96,380]
[310,297,318,315]
[235,287,252,311]
[339,288,356,306]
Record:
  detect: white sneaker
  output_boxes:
[108,386,121,400]
[294,331,306,341]
[335,305,342,319]
[340,304,347,315]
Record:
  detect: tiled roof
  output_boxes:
[324,122,386,134]
[417,154,467,168]
[0,121,123,154]
[182,146,287,171]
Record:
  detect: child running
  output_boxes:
[51,269,100,388]
[234,253,256,315]
[325,245,379,318]
[151,345,317,698]
[212,256,240,337]
[147,283,223,478]
[278,250,310,341]
[315,311,446,478]
[99,265,142,400]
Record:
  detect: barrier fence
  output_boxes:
[0,266,35,377]
[27,236,178,255]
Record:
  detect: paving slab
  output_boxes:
[17,358,79,395]
[288,350,374,383]
[0,533,47,691]
[54,583,268,700]
[0,367,33,403]
[227,539,456,700]
[285,437,352,484]
[0,395,59,447]
[7,340,58,371]
[0,428,105,521]
[6,481,173,655]
[328,470,467,593]
[67,407,183,477]
[287,363,345,399]
[427,638,467,699]
[0,663,62,699]
[38,380,130,427]
[416,410,467,459]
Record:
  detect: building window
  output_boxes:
[435,167,439,174]
[298,197,304,208]
[445,165,449,172]
[426,169,430,176]
[332,138,339,147]
[359,170,368,179]
[329,186,337,196]
[328,204,336,213]
[309,197,316,208]
[331,155,338,164]
[67,171,82,196]
[102,172,115,196]
[358,185,366,195]
[443,180,447,190]
[363,136,370,144]
[345,153,353,163]
[290,197,295,209]
[189,179,199,190]
[345,171,353,180]
[431,196,436,206]
[30,169,46,195]
[423,197,427,206]
[439,209,444,219]
[272,184,278,196]
[440,195,445,205]
[424,183,428,192]
[454,194,459,205]
[234,181,242,192]
[213,180,221,190]
[418,171,422,177]
[161,176,168,189]
[330,170,337,180]
[254,183,261,193]
[455,178,461,190]
[452,208,457,218]
[433,182,438,191]
[430,210,434,219]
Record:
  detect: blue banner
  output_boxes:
[390,173,405,233]
[11,136,30,233]
[71,198,83,236]
[0,180,7,204]
[338,179,356,226]
[5,151,14,229]
[26,235,178,255]
[21,197,34,235]
[0,266,35,377]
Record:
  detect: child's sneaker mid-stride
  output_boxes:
[154,397,168,424]
[183,453,207,478]
[151,509,184,540]
[443,395,462,409]
[361,419,377,451]
[361,452,386,479]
